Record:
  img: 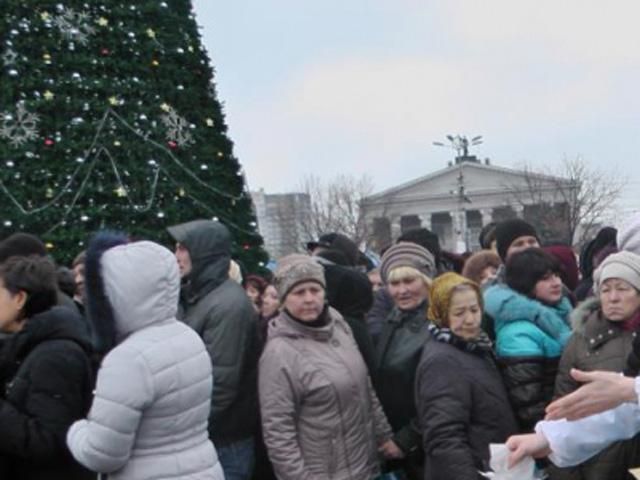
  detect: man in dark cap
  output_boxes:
[494,218,540,262]
[307,232,361,267]
[482,218,541,290]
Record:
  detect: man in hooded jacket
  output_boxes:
[168,219,260,480]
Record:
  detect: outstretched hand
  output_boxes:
[545,369,637,421]
[505,433,550,469]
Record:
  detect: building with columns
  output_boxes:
[361,156,573,252]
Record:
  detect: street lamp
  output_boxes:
[433,134,483,162]
[433,134,483,252]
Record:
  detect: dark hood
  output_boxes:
[324,264,373,319]
[579,227,617,278]
[168,219,231,302]
[0,306,92,369]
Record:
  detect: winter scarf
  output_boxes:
[427,322,494,356]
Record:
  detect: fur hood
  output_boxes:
[86,232,180,351]
[570,297,602,335]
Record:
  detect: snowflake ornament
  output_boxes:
[0,103,40,148]
[1,48,18,66]
[53,8,96,45]
[160,106,194,147]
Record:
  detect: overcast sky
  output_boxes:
[191,1,639,215]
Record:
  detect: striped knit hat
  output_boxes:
[380,242,436,284]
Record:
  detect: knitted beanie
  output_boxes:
[593,251,640,294]
[495,218,539,261]
[274,254,326,302]
[618,213,640,256]
[380,242,436,284]
[427,272,482,327]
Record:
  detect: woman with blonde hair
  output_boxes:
[373,242,436,479]
[416,273,518,479]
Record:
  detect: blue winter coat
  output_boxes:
[484,285,572,432]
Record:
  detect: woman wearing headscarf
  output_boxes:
[259,254,393,480]
[416,273,518,479]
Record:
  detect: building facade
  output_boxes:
[361,157,574,252]
[251,190,311,259]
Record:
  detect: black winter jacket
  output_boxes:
[366,287,394,345]
[374,304,429,457]
[416,336,518,480]
[168,220,260,446]
[0,307,94,480]
[320,259,377,373]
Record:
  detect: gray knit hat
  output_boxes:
[380,242,436,284]
[274,254,326,302]
[618,213,640,256]
[594,251,640,293]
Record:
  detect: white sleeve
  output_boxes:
[67,345,153,473]
[536,401,640,467]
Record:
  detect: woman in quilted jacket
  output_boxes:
[259,254,394,480]
[484,248,572,433]
[66,233,224,480]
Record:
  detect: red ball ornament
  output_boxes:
[168,140,178,149]
[100,48,110,56]
[243,243,250,251]
[44,138,55,146]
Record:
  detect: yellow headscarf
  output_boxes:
[427,272,483,327]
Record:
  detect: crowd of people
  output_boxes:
[1,213,640,479]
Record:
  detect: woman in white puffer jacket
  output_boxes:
[66,233,224,480]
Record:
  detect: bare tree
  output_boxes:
[298,174,374,246]
[507,156,625,245]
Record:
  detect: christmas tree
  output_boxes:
[0,1,267,269]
